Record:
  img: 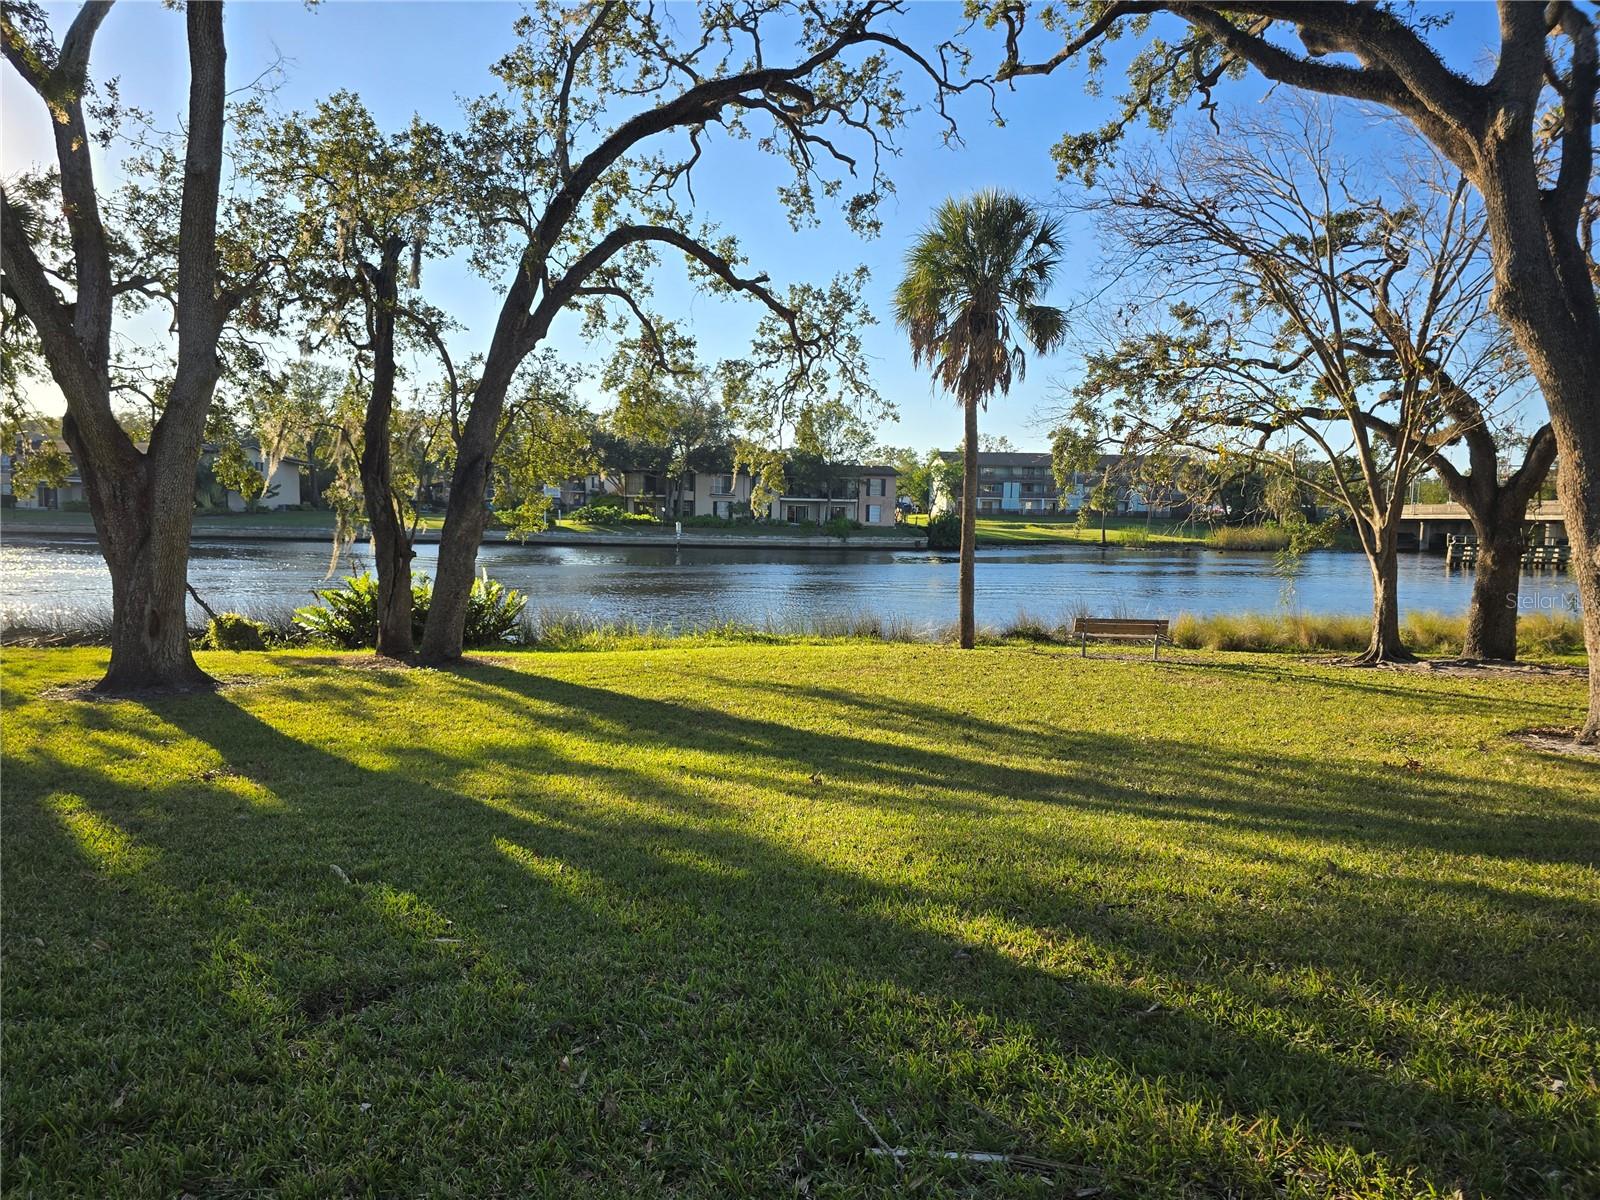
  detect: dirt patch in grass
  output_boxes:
[38,675,264,703]
[1508,726,1600,760]
[269,652,416,672]
[1306,656,1588,680]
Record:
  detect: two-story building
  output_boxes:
[2,436,303,512]
[0,436,86,509]
[930,450,1184,518]
[768,465,898,527]
[200,443,304,511]
[930,451,1072,515]
[560,468,756,519]
[565,463,899,526]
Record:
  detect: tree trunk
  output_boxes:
[1461,524,1523,662]
[0,0,228,695]
[359,238,414,660]
[418,367,511,664]
[1490,291,1600,731]
[85,442,212,694]
[1551,427,1600,739]
[959,401,978,649]
[1477,149,1600,737]
[1355,536,1414,665]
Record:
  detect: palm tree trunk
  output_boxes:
[960,400,978,649]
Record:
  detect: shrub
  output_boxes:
[60,499,91,513]
[682,514,758,528]
[925,510,961,550]
[295,573,386,648]
[1205,524,1294,551]
[1170,611,1370,652]
[1164,609,1582,657]
[1518,610,1585,657]
[295,572,529,649]
[824,515,856,540]
[1399,609,1463,656]
[460,575,529,645]
[200,612,269,651]
[567,500,657,527]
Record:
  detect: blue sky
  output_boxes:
[2,1,1520,454]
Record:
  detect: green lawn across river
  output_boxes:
[4,506,1253,545]
[2,644,1594,1197]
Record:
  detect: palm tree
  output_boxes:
[895,190,1067,649]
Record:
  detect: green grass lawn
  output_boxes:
[902,513,1225,546]
[3,645,1595,1197]
[553,518,923,539]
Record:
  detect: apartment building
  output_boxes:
[769,465,897,527]
[560,468,755,518]
[563,463,899,526]
[2,437,303,511]
[930,450,1183,517]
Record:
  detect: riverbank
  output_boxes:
[0,509,926,550]
[6,507,1330,552]
[3,604,1584,664]
[4,643,1593,1197]
[903,513,1317,549]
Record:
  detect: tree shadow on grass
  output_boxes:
[4,656,1597,1197]
[1158,654,1586,718]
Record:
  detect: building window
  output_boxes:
[866,476,886,497]
[866,504,881,523]
[713,500,733,519]
[713,474,736,494]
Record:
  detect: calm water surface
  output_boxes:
[0,534,1579,630]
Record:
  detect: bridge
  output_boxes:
[1399,500,1565,552]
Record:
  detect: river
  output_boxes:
[0,534,1580,632]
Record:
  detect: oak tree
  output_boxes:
[993,0,1600,723]
[414,0,968,663]
[1,0,260,692]
[1072,108,1528,662]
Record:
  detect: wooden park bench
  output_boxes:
[1072,616,1170,660]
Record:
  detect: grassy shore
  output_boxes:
[1,507,1328,550]
[509,608,1586,661]
[901,513,1308,549]
[3,644,1595,1197]
[553,518,923,540]
[3,607,1585,665]
[2,508,918,542]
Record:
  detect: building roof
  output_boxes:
[936,450,1137,472]
[936,450,1051,467]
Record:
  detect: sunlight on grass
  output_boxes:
[494,835,609,905]
[45,793,158,879]
[3,644,1595,1197]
